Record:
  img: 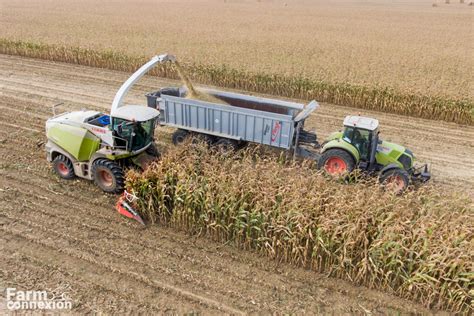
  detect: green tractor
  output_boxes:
[318,116,430,193]
[45,54,175,193]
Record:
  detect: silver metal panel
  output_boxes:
[159,95,296,149]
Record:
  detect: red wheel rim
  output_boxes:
[99,170,113,187]
[386,175,405,192]
[57,162,69,176]
[324,157,347,175]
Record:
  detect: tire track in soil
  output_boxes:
[1,248,172,314]
[1,222,241,314]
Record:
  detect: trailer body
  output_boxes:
[146,87,319,155]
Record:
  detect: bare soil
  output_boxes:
[0,54,470,314]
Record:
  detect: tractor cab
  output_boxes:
[341,116,379,169]
[110,105,159,153]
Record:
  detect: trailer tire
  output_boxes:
[92,159,125,193]
[379,168,409,194]
[191,133,215,146]
[53,154,75,179]
[146,142,160,158]
[318,149,355,176]
[172,129,189,145]
[215,138,239,153]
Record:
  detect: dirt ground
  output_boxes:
[0,54,471,313]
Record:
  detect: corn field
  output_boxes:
[126,144,473,313]
[1,38,472,125]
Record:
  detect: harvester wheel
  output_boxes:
[172,129,189,145]
[53,155,75,179]
[318,149,355,176]
[379,168,409,194]
[92,159,125,193]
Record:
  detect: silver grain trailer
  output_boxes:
[146,87,320,159]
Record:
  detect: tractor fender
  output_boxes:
[321,139,360,163]
[380,163,402,175]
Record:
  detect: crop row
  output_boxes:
[0,38,472,124]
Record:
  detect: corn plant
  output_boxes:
[126,144,473,312]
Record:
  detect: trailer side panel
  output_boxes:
[159,96,295,149]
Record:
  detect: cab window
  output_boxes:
[342,127,372,161]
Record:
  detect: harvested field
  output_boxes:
[0,55,473,313]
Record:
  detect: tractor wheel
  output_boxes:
[214,138,239,153]
[171,129,190,145]
[145,142,160,158]
[92,159,125,193]
[318,149,355,176]
[52,155,75,179]
[379,168,409,194]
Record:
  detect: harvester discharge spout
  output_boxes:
[111,53,176,115]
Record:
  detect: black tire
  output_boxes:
[91,159,125,193]
[191,133,215,146]
[379,168,410,194]
[172,129,189,145]
[317,149,355,176]
[52,154,75,179]
[214,138,239,153]
[145,142,160,158]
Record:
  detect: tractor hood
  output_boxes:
[377,140,406,157]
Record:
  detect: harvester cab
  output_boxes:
[45,53,176,193]
[318,115,430,193]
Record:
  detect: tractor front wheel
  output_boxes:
[318,149,355,176]
[379,168,409,194]
[53,154,75,179]
[92,159,125,193]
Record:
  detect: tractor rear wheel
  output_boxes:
[92,159,125,193]
[318,149,355,176]
[379,168,409,194]
[172,129,189,145]
[53,155,75,179]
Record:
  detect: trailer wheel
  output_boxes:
[215,138,239,153]
[379,168,409,194]
[146,142,160,158]
[318,149,355,176]
[53,155,75,179]
[172,129,189,145]
[191,133,215,146]
[92,159,125,193]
